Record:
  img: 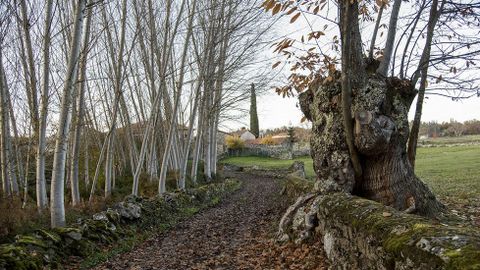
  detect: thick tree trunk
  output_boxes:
[300,75,444,217]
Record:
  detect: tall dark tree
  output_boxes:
[249,83,259,138]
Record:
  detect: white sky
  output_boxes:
[224,3,480,131]
[253,93,480,131]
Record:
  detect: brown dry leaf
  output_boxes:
[290,12,301,23]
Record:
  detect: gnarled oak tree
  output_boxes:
[262,0,477,217]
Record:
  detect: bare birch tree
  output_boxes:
[50,0,87,228]
[35,0,54,210]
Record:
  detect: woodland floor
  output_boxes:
[87,172,328,270]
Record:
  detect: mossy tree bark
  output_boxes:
[294,0,445,218]
[300,75,444,217]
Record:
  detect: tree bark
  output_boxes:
[300,75,444,217]
[179,77,202,189]
[338,1,365,87]
[340,0,363,181]
[3,88,19,196]
[50,0,87,228]
[6,75,25,198]
[369,3,384,60]
[0,50,11,197]
[70,2,93,207]
[190,95,205,184]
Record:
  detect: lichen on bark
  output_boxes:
[277,189,480,269]
[299,74,444,217]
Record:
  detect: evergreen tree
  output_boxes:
[287,126,295,144]
[249,83,259,138]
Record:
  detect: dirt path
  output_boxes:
[92,173,327,270]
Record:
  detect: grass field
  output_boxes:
[418,134,480,146]
[221,156,316,179]
[221,145,480,204]
[415,145,480,200]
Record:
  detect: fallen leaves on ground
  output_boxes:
[83,173,327,270]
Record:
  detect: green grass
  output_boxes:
[221,156,315,179]
[419,135,480,146]
[221,145,480,204]
[415,145,480,201]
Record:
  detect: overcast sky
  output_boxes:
[252,93,480,130]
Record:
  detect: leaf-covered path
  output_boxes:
[92,173,327,269]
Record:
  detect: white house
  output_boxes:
[240,130,256,141]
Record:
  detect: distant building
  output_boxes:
[272,133,288,139]
[240,130,256,141]
[229,127,256,142]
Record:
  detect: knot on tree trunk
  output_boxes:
[354,111,395,155]
[299,90,313,121]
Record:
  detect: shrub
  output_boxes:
[225,135,245,149]
[261,135,276,145]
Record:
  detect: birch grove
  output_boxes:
[0,0,273,228]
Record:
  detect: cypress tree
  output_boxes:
[249,83,259,138]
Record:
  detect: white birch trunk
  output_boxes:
[70,3,93,206]
[158,0,195,193]
[50,0,87,228]
[179,78,202,189]
[6,83,25,196]
[0,51,11,197]
[18,0,40,132]
[102,0,128,198]
[23,127,33,208]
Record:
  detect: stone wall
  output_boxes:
[279,192,480,270]
[0,180,241,270]
[225,143,310,160]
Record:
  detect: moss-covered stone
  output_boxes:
[0,179,241,270]
[282,192,480,269]
[35,229,61,244]
[15,235,49,249]
[0,244,43,270]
